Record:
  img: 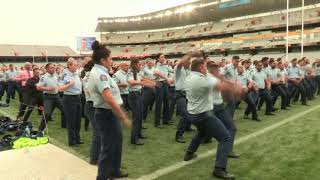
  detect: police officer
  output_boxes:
[82,60,100,165]
[142,58,156,122]
[287,58,307,105]
[268,59,289,110]
[183,58,241,179]
[88,41,131,180]
[37,63,66,135]
[153,54,173,128]
[59,58,83,146]
[237,65,259,121]
[251,61,274,116]
[127,59,156,145]
[22,67,43,122]
[174,52,199,143]
[113,62,130,111]
[313,59,320,95]
[5,64,19,104]
[221,56,239,119]
[278,61,291,107]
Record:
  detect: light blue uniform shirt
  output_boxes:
[113,69,129,95]
[0,72,6,82]
[37,73,59,94]
[88,64,123,109]
[143,66,155,80]
[208,74,223,105]
[252,70,267,89]
[154,64,170,81]
[268,68,281,81]
[60,69,82,95]
[315,66,320,76]
[222,64,238,81]
[127,71,143,91]
[175,66,191,91]
[237,74,250,88]
[82,71,93,102]
[287,66,302,79]
[185,71,218,114]
[5,70,18,81]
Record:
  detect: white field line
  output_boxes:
[136,104,320,180]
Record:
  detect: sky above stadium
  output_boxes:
[0,0,195,51]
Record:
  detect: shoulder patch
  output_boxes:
[100,75,108,81]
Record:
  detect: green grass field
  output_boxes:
[1,96,320,179]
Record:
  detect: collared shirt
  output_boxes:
[237,74,250,88]
[83,71,93,102]
[175,66,191,91]
[185,71,218,114]
[5,70,18,81]
[208,74,223,105]
[37,73,60,94]
[127,70,143,91]
[287,65,302,79]
[60,69,82,95]
[88,64,122,109]
[113,69,129,95]
[154,63,171,81]
[252,70,267,89]
[0,72,6,82]
[15,70,33,87]
[268,68,281,81]
[222,64,238,81]
[143,66,155,80]
[315,65,320,76]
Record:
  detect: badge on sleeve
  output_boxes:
[100,75,108,81]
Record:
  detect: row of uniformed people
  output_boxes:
[36,59,83,147]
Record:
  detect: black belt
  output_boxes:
[43,93,58,96]
[64,94,80,96]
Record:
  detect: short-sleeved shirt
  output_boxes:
[315,66,320,76]
[60,69,82,95]
[237,74,250,88]
[5,70,18,81]
[127,71,143,91]
[208,74,223,105]
[82,71,93,102]
[252,70,267,89]
[175,66,191,91]
[154,64,170,81]
[268,68,281,81]
[37,73,60,94]
[113,69,129,95]
[287,66,302,79]
[143,66,155,80]
[185,71,218,114]
[222,64,238,81]
[88,64,123,109]
[0,72,6,82]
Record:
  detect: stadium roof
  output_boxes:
[0,44,78,57]
[96,0,319,32]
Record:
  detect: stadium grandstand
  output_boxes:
[96,0,320,62]
[0,44,78,64]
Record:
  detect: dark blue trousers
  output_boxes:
[95,108,123,180]
[271,84,288,109]
[175,91,191,136]
[154,81,169,126]
[128,91,143,143]
[213,104,237,152]
[0,81,7,100]
[256,89,273,114]
[243,91,258,118]
[142,87,155,121]
[6,81,22,104]
[38,94,65,131]
[84,101,101,164]
[225,95,236,119]
[288,81,307,104]
[187,111,232,169]
[63,95,82,145]
[167,86,176,122]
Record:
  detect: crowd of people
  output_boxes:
[1,41,320,179]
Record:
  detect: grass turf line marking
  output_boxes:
[136,104,320,180]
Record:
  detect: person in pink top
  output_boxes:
[16,62,34,120]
